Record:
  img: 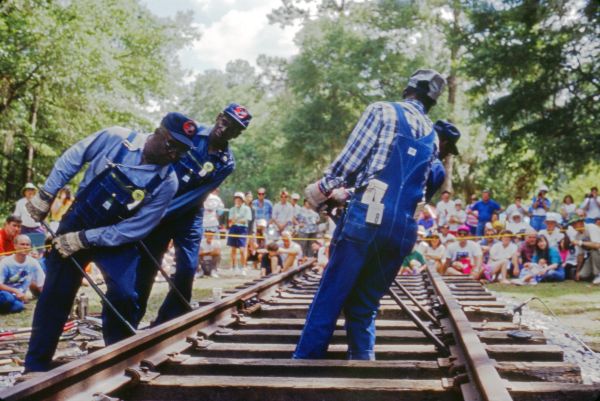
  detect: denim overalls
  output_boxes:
[135,131,234,326]
[25,132,166,371]
[294,102,436,360]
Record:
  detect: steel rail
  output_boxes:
[425,265,514,401]
[0,260,315,401]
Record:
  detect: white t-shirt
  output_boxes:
[277,240,303,267]
[423,244,446,264]
[440,233,456,245]
[199,238,221,261]
[581,196,600,219]
[538,228,564,248]
[0,255,45,293]
[489,242,518,263]
[569,223,600,252]
[14,198,41,229]
[506,220,532,234]
[447,209,466,231]
[446,240,482,264]
[203,194,224,230]
[436,200,455,226]
[505,203,528,218]
[317,246,328,266]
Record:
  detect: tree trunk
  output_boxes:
[441,1,461,195]
[26,87,40,183]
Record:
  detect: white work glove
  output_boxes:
[329,187,350,207]
[26,189,54,222]
[53,231,89,258]
[304,181,329,209]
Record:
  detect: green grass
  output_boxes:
[488,281,600,351]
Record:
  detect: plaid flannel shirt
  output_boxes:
[319,99,435,193]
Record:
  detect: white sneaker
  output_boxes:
[210,272,219,278]
[240,268,247,276]
[592,275,600,285]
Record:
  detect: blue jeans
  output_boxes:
[0,290,24,314]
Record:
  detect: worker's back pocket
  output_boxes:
[341,201,377,244]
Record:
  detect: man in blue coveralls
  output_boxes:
[295,69,459,360]
[134,103,252,326]
[24,112,196,371]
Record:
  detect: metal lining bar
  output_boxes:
[426,266,514,401]
[393,278,440,327]
[0,261,315,401]
[387,287,449,356]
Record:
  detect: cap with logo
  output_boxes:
[161,112,197,147]
[433,120,461,155]
[407,69,446,101]
[223,103,252,129]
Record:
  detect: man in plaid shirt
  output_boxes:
[295,69,459,360]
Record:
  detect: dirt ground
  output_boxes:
[1,266,260,330]
[488,281,600,351]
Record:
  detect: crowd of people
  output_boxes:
[2,181,599,315]
[409,186,600,285]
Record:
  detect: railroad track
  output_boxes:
[1,261,599,401]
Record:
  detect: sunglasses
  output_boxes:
[258,192,265,195]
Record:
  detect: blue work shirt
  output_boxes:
[252,198,273,222]
[42,127,178,247]
[164,125,235,218]
[472,199,501,223]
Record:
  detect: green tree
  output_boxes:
[463,0,599,178]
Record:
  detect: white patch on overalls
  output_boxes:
[407,147,417,156]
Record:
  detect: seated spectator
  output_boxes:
[198,230,221,278]
[261,242,283,276]
[559,235,578,280]
[0,234,45,313]
[0,215,22,258]
[580,187,600,224]
[538,213,564,248]
[505,195,528,220]
[415,226,429,255]
[479,223,498,264]
[445,225,483,277]
[422,232,446,274]
[247,219,268,269]
[49,187,73,232]
[400,245,426,275]
[529,185,550,230]
[568,217,600,284]
[13,183,44,234]
[448,199,466,233]
[482,230,518,283]
[438,224,456,245]
[518,227,538,273]
[278,231,303,271]
[506,212,531,236]
[518,235,564,283]
[560,194,577,226]
[417,208,436,232]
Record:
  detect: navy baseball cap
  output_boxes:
[434,120,461,155]
[223,103,252,129]
[161,112,197,148]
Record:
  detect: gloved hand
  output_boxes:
[26,189,54,222]
[328,187,350,207]
[53,231,89,258]
[304,181,328,209]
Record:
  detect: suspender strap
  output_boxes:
[113,131,138,164]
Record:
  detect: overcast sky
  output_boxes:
[140,0,301,74]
